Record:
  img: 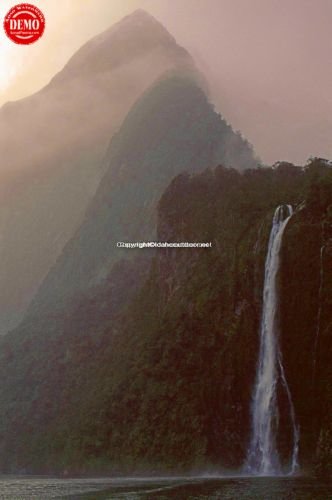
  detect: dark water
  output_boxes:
[78,477,332,500]
[0,476,331,499]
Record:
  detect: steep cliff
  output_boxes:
[1,160,331,475]
[24,74,257,321]
[279,160,332,475]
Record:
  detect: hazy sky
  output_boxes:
[0,0,331,164]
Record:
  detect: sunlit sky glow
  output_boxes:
[0,0,331,164]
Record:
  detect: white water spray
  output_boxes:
[278,355,299,474]
[246,205,299,476]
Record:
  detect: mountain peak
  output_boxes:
[97,8,177,47]
[50,9,192,85]
[118,9,171,33]
[122,8,159,22]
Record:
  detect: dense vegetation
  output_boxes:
[279,159,332,475]
[0,159,331,476]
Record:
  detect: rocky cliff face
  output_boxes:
[1,160,331,476]
[0,9,198,333]
[279,164,332,475]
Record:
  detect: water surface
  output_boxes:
[0,476,330,499]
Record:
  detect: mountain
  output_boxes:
[0,9,197,333]
[0,55,260,470]
[1,159,331,476]
[0,8,331,480]
[24,74,258,320]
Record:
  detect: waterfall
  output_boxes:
[278,355,299,474]
[246,205,299,476]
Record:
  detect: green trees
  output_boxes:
[0,159,331,474]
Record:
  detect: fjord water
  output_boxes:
[0,476,331,499]
[246,205,299,475]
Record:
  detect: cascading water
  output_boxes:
[246,205,299,476]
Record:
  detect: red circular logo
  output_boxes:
[4,4,45,45]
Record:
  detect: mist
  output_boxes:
[0,4,331,485]
[0,10,196,332]
[0,0,331,164]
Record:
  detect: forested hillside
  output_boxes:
[1,159,331,477]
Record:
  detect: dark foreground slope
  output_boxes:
[1,160,331,475]
[278,161,332,476]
